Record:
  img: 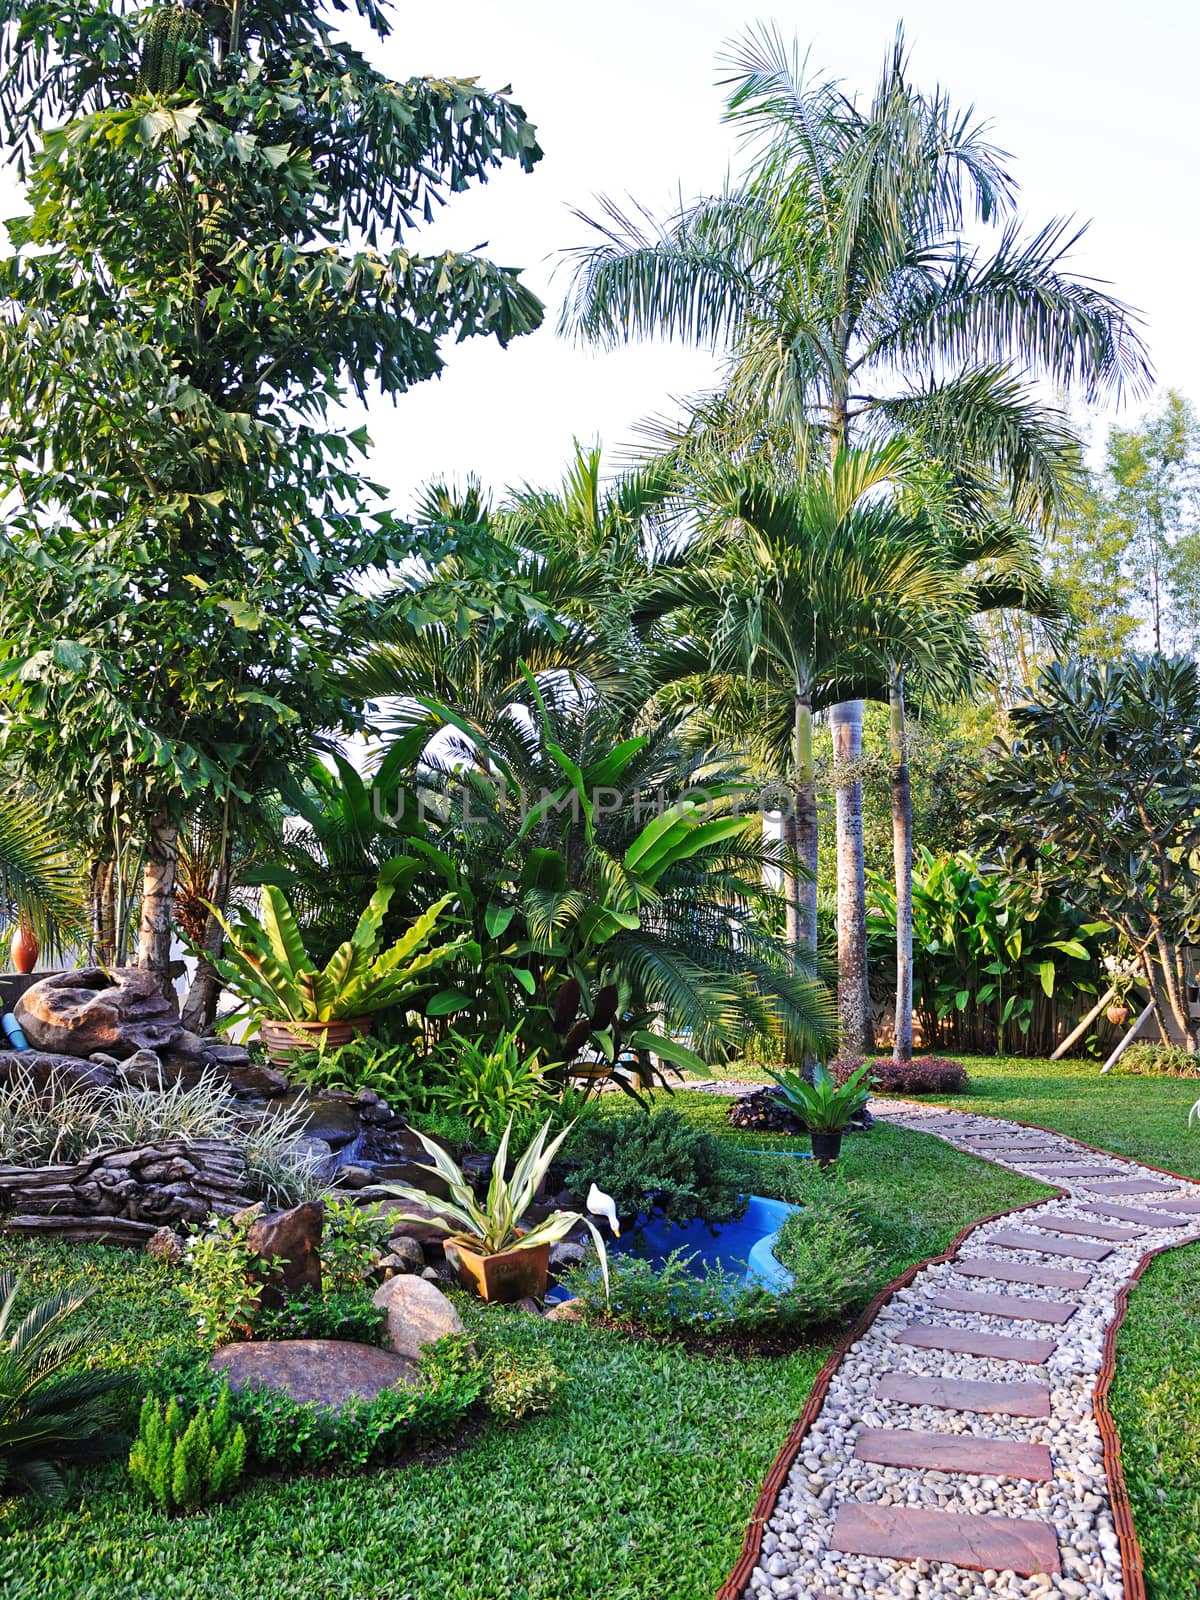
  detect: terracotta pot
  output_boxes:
[1106,1003,1130,1027]
[810,1129,844,1165]
[447,1239,551,1304]
[259,1015,372,1063]
[9,922,39,975]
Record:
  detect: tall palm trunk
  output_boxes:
[788,690,818,957]
[889,668,913,1062]
[831,699,873,1053]
[136,809,179,1005]
[828,372,872,1055]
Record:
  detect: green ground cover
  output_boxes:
[0,1107,1042,1600]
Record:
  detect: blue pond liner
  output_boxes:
[544,1194,801,1303]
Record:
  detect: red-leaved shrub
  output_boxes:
[830,1055,970,1095]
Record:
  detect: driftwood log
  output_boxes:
[0,1138,255,1246]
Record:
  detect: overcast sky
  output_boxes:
[350,0,1199,511]
[4,2,1195,512]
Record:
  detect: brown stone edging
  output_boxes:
[714,1105,1200,1600]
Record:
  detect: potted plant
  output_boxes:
[204,876,475,1063]
[382,1117,618,1305]
[765,1061,874,1164]
[1105,973,1136,1027]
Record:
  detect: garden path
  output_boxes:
[722,1099,1200,1600]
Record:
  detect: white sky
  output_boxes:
[348,0,1200,509]
[3,1,1195,509]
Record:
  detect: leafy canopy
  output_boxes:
[0,0,543,848]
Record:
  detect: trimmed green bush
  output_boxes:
[485,1348,566,1424]
[566,1108,744,1227]
[128,1386,246,1513]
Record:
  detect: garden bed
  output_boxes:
[0,1104,1044,1600]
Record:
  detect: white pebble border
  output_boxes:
[738,1098,1200,1600]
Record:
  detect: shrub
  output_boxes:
[128,1387,246,1513]
[485,1348,566,1424]
[1122,1043,1200,1078]
[321,1198,393,1292]
[831,1054,970,1095]
[251,1288,386,1345]
[0,1270,133,1503]
[566,1108,744,1228]
[291,1036,446,1114]
[771,1198,876,1323]
[178,1216,262,1349]
[149,1335,486,1472]
[437,1029,551,1139]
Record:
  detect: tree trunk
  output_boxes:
[179,825,234,1035]
[831,699,873,1055]
[136,809,180,1006]
[889,671,913,1063]
[789,691,819,959]
[89,855,117,966]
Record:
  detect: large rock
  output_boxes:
[0,1050,116,1090]
[372,1274,464,1362]
[14,968,198,1062]
[245,1200,323,1307]
[211,1339,418,1409]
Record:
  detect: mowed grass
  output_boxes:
[0,1106,1042,1600]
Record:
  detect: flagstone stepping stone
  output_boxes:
[1024,1163,1119,1178]
[830,1502,1060,1577]
[853,1426,1054,1480]
[1148,1195,1200,1215]
[1024,1213,1144,1242]
[988,1227,1113,1261]
[926,1287,1078,1324]
[877,1372,1052,1416]
[893,1323,1057,1363]
[1078,1177,1178,1195]
[952,1256,1093,1290]
[1084,1200,1193,1228]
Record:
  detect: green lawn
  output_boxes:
[0,1108,1043,1600]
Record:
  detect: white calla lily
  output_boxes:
[586,1183,621,1238]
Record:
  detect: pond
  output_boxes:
[611,1193,803,1292]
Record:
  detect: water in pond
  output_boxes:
[612,1194,801,1292]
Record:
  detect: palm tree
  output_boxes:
[647,446,970,1012]
[560,25,1149,1052]
[0,793,84,959]
[877,506,1062,1061]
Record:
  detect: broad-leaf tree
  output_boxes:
[561,25,1148,1050]
[975,654,1200,1052]
[0,0,543,999]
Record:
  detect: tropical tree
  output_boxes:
[0,0,543,996]
[561,25,1149,1051]
[974,654,1200,1052]
[644,446,969,1012]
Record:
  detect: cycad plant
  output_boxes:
[0,1271,132,1503]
